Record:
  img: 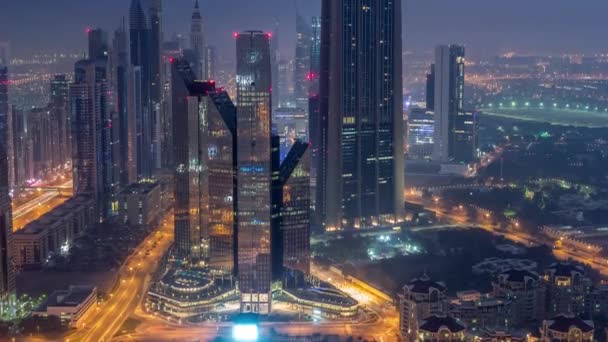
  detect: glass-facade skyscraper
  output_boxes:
[319,0,405,230]
[235,31,273,314]
[432,45,475,163]
[0,65,15,299]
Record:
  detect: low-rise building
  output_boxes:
[118,182,162,227]
[399,275,448,341]
[543,262,590,317]
[417,315,466,342]
[13,195,95,267]
[492,269,545,326]
[540,315,594,342]
[33,285,97,328]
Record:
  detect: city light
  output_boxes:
[232,324,259,341]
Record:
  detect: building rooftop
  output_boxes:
[120,181,159,196]
[419,315,466,334]
[405,274,446,294]
[498,269,539,283]
[15,195,93,236]
[546,315,594,333]
[36,285,96,310]
[546,262,585,278]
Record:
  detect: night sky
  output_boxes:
[0,0,606,59]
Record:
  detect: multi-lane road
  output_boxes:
[62,213,174,342]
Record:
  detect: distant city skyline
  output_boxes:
[1,0,607,59]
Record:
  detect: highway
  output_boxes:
[62,213,174,342]
[406,193,608,276]
[12,180,73,231]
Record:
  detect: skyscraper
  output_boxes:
[294,9,311,114]
[50,75,70,167]
[88,29,109,60]
[129,0,153,178]
[147,0,163,170]
[272,140,310,276]
[0,65,15,299]
[190,0,206,79]
[235,31,272,314]
[426,64,435,111]
[319,0,405,230]
[71,59,113,219]
[309,16,322,223]
[432,45,475,163]
[171,59,237,269]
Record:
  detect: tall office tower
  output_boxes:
[171,59,237,268]
[0,67,11,188]
[160,40,182,169]
[147,0,162,170]
[319,0,405,230]
[130,0,153,178]
[270,19,280,111]
[433,45,475,163]
[71,59,113,219]
[190,0,206,79]
[50,75,70,167]
[294,10,311,114]
[0,66,15,299]
[10,106,28,187]
[0,101,15,300]
[309,16,321,221]
[426,64,435,111]
[28,107,53,176]
[236,31,273,314]
[272,140,310,277]
[112,23,134,185]
[88,29,109,60]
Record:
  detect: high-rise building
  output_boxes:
[294,9,311,114]
[270,19,280,111]
[129,0,153,178]
[407,107,434,161]
[112,22,136,185]
[272,140,310,276]
[235,31,273,314]
[28,107,54,177]
[50,75,70,167]
[309,16,321,222]
[492,269,546,326]
[544,263,591,317]
[171,60,237,271]
[0,66,11,188]
[88,29,109,60]
[147,0,163,170]
[319,0,405,230]
[0,42,9,65]
[0,64,15,299]
[71,59,114,220]
[425,64,435,111]
[190,0,206,79]
[11,106,30,187]
[276,59,294,108]
[432,45,476,164]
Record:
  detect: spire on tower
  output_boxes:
[192,0,202,19]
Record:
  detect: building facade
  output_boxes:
[492,269,546,326]
[319,0,405,230]
[235,31,273,314]
[408,107,435,160]
[399,275,448,341]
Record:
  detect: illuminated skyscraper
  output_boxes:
[0,65,15,299]
[50,75,70,167]
[171,60,237,269]
[235,31,273,314]
[147,0,163,170]
[71,59,114,219]
[294,9,311,114]
[129,0,153,178]
[272,140,310,276]
[309,16,322,223]
[319,0,405,230]
[433,45,475,163]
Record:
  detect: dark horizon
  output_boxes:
[1,0,606,59]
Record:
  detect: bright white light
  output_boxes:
[232,324,259,341]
